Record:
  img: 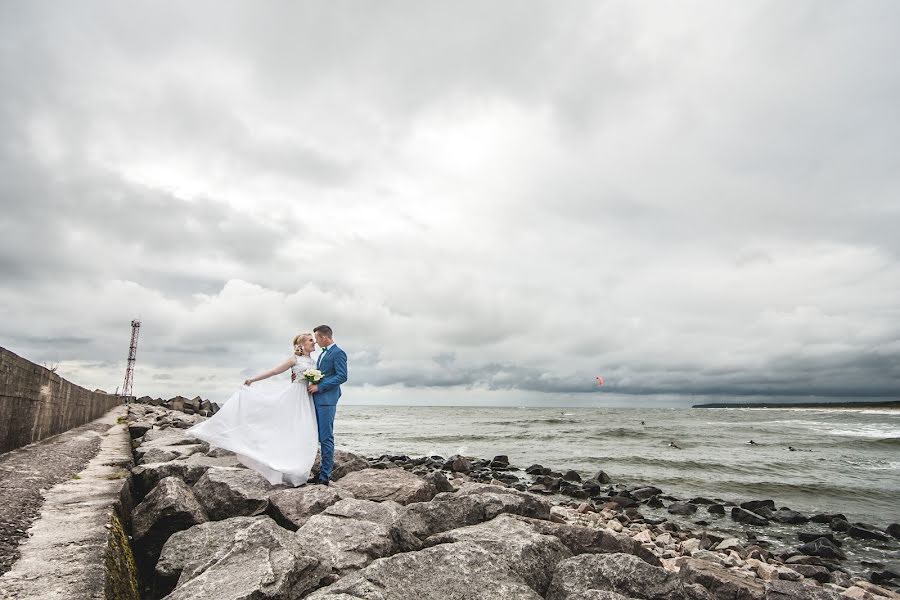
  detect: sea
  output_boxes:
[334,405,900,574]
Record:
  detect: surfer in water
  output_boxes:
[668,441,681,449]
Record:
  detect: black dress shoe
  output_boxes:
[317,479,330,486]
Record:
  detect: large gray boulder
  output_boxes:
[267,485,352,530]
[156,516,265,592]
[546,553,684,600]
[304,541,544,600]
[311,449,370,481]
[192,467,273,520]
[424,514,572,595]
[398,487,552,540]
[159,515,328,600]
[568,593,641,600]
[132,454,242,499]
[294,508,422,575]
[333,468,437,505]
[142,428,197,445]
[449,482,551,520]
[512,515,662,566]
[678,558,765,600]
[138,444,206,465]
[763,580,843,600]
[132,477,208,568]
[322,498,404,526]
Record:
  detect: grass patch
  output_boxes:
[71,474,82,480]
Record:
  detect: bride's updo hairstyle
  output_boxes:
[293,333,314,356]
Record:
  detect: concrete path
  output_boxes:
[0,406,135,599]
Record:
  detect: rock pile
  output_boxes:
[134,395,219,416]
[126,404,900,600]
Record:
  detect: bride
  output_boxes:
[187,333,319,486]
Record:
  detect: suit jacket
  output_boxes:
[313,344,347,407]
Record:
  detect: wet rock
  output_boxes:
[192,467,273,520]
[593,470,612,484]
[791,564,832,583]
[425,514,572,595]
[679,557,766,600]
[305,541,543,599]
[707,504,726,515]
[631,487,663,501]
[646,496,665,509]
[797,537,847,561]
[525,464,545,474]
[563,470,583,483]
[295,510,421,575]
[740,500,775,513]
[870,570,899,585]
[731,507,769,526]
[829,517,851,532]
[668,502,698,516]
[582,480,605,496]
[159,515,327,600]
[132,477,208,569]
[886,523,900,540]
[333,468,437,505]
[847,523,890,542]
[609,495,639,509]
[491,455,510,467]
[798,532,840,545]
[810,513,847,524]
[266,485,350,530]
[547,552,684,600]
[772,508,808,524]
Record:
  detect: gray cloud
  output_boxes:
[1,1,899,404]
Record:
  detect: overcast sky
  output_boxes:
[1,1,898,407]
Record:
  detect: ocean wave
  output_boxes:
[578,455,787,476]
[828,437,900,449]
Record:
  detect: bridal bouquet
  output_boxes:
[303,368,323,383]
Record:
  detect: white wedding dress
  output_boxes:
[187,354,319,486]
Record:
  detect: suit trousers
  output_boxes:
[314,403,337,481]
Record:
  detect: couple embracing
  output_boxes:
[188,325,348,487]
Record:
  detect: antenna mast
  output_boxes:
[122,319,141,402]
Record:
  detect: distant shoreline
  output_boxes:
[692,400,900,409]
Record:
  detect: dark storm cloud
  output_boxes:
[1,1,899,403]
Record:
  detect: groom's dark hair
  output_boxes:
[313,325,333,338]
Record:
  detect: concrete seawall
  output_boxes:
[0,405,139,599]
[0,346,122,454]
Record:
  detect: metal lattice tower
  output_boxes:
[121,319,141,401]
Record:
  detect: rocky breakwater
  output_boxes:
[125,404,900,600]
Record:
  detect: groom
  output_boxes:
[306,325,347,485]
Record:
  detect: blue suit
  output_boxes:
[313,344,347,481]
